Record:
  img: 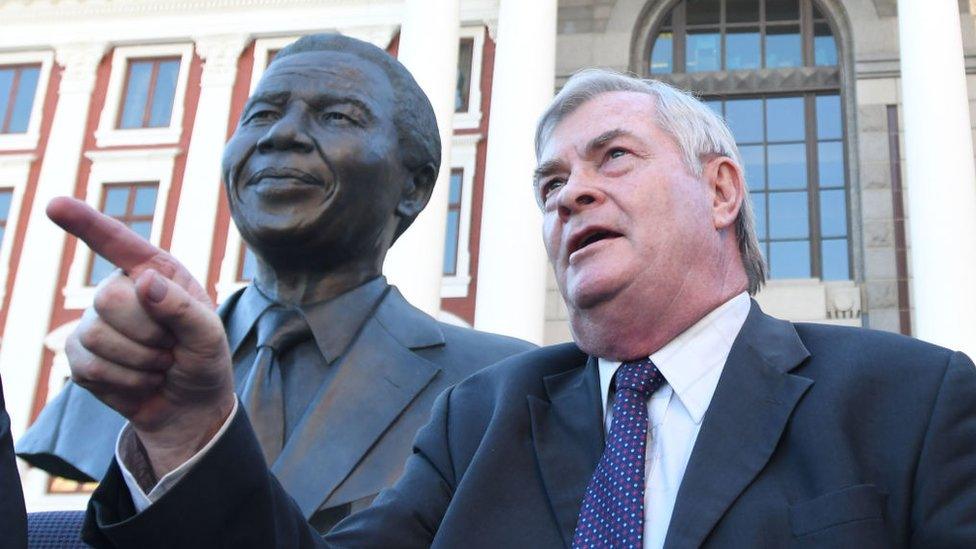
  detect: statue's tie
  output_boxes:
[572,358,665,549]
[240,306,310,465]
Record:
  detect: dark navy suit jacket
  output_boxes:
[1,374,27,549]
[84,302,976,547]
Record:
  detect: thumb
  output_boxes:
[134,269,226,353]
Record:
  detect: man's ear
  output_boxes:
[396,162,437,220]
[704,156,745,231]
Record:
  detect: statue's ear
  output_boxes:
[396,162,437,220]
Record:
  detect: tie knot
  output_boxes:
[614,358,664,397]
[256,306,310,354]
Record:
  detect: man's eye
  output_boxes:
[246,110,278,123]
[608,148,627,160]
[541,179,565,201]
[322,111,355,124]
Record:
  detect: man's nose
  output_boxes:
[256,109,315,153]
[556,173,605,222]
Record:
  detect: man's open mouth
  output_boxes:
[569,227,623,255]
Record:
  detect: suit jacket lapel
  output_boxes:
[270,288,442,518]
[664,301,814,548]
[529,353,603,548]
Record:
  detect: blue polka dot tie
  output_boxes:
[572,359,665,549]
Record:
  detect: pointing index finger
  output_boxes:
[47,196,164,276]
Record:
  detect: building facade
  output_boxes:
[0,0,974,510]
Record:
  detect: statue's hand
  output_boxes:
[51,197,235,479]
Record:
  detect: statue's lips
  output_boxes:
[245,168,334,200]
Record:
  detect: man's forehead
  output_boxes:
[542,92,657,155]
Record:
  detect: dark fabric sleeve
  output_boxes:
[325,387,457,547]
[82,407,327,549]
[909,351,976,547]
[1,375,28,549]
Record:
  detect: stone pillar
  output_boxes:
[473,0,557,344]
[169,34,248,285]
[0,43,106,437]
[897,0,976,357]
[382,0,459,317]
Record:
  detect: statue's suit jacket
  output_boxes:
[0,374,27,549]
[18,284,533,530]
[84,301,976,548]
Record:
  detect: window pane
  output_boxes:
[240,247,258,281]
[726,0,760,23]
[119,61,153,129]
[765,27,802,68]
[725,98,763,143]
[726,30,760,70]
[133,186,158,216]
[749,191,767,239]
[148,60,180,127]
[767,143,807,190]
[815,95,842,139]
[443,210,460,275]
[449,171,463,204]
[768,191,809,239]
[686,31,721,72]
[765,0,799,21]
[0,227,5,248]
[455,39,475,112]
[818,141,844,187]
[686,0,720,25]
[128,221,152,240]
[103,187,129,216]
[88,255,115,286]
[704,99,722,116]
[0,191,12,221]
[650,32,674,74]
[0,69,13,132]
[9,67,40,133]
[814,23,838,66]
[819,189,847,237]
[766,97,805,142]
[821,238,850,280]
[740,145,766,189]
[769,240,810,278]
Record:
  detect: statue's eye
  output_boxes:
[247,109,279,123]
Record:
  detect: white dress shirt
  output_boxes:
[119,292,751,536]
[597,291,750,548]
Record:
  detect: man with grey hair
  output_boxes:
[57,69,976,547]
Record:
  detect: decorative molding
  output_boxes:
[194,34,250,87]
[653,66,842,96]
[53,42,107,95]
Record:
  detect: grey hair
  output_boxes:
[535,68,767,295]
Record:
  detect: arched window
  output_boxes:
[644,0,849,280]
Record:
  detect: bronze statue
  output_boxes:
[18,34,533,532]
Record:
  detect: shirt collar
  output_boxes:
[227,276,389,364]
[598,292,751,424]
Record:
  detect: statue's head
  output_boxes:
[221,33,440,273]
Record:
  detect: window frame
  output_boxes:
[441,133,480,298]
[0,154,33,303]
[95,43,193,148]
[0,51,54,151]
[114,56,183,130]
[453,25,486,130]
[63,147,179,308]
[85,181,159,287]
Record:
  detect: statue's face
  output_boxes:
[222,50,409,269]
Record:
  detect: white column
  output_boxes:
[898,0,976,357]
[0,43,106,438]
[169,35,248,285]
[473,0,556,344]
[382,0,459,317]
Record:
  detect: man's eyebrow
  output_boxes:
[533,159,566,186]
[309,95,376,121]
[242,91,290,114]
[584,128,633,156]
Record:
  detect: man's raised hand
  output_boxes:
[50,197,236,478]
